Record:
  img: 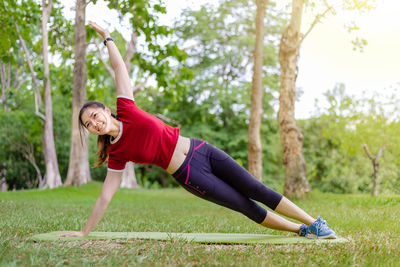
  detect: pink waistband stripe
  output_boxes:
[174,140,206,180]
[194,141,206,151]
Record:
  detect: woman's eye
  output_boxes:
[94,114,97,118]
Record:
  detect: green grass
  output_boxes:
[1,182,399,266]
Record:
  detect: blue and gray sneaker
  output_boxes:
[308,216,337,239]
[299,224,309,237]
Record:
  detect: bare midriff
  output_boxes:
[166,135,191,174]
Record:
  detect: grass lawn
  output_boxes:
[1,181,399,266]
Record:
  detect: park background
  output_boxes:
[1,0,400,266]
[1,0,399,195]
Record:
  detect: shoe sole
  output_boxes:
[307,233,337,239]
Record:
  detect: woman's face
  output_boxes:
[80,106,112,135]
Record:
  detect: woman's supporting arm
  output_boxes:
[89,21,134,99]
[57,171,123,237]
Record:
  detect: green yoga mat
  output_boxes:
[29,231,349,244]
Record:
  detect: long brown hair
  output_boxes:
[79,101,117,168]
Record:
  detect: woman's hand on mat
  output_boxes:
[89,21,110,39]
[57,231,87,237]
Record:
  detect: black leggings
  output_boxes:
[172,138,283,224]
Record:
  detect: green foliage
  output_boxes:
[164,0,286,188]
[0,0,73,189]
[0,185,399,265]
[0,0,284,190]
[302,84,400,194]
[102,0,192,93]
[0,110,43,189]
[1,0,399,195]
[0,0,41,62]
[0,88,73,189]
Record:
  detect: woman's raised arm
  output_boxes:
[89,21,133,99]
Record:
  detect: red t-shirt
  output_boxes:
[107,96,180,172]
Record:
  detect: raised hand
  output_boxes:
[88,21,133,98]
[89,21,110,39]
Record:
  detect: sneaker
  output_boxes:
[299,224,309,237]
[308,216,337,239]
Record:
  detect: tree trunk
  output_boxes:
[371,165,379,196]
[41,0,62,189]
[120,162,138,188]
[119,29,139,189]
[1,163,7,191]
[0,63,8,110]
[64,0,91,186]
[363,144,383,197]
[124,28,137,75]
[248,0,268,182]
[16,24,45,120]
[278,0,310,198]
[0,178,7,191]
[17,143,45,188]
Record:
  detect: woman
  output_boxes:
[59,22,336,239]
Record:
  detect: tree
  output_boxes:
[278,0,311,198]
[40,0,62,188]
[354,92,398,196]
[362,144,383,196]
[16,24,45,121]
[64,0,91,186]
[278,0,375,198]
[248,0,268,182]
[0,0,70,189]
[0,0,37,112]
[174,0,284,180]
[303,84,400,195]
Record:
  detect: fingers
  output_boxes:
[89,21,110,39]
[89,21,101,32]
[56,233,71,237]
[56,234,67,237]
[89,21,101,30]
[56,232,82,237]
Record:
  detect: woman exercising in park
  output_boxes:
[59,22,336,239]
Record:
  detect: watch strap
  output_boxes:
[103,37,114,46]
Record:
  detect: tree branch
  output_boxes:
[132,75,149,95]
[16,142,44,187]
[300,6,333,44]
[154,113,181,128]
[47,0,53,16]
[85,0,94,8]
[6,62,11,88]
[12,60,21,89]
[181,42,201,51]
[124,28,137,74]
[15,79,25,92]
[376,146,385,161]
[0,64,6,90]
[363,144,385,161]
[16,23,45,120]
[362,144,374,160]
[0,63,6,109]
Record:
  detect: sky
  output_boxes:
[279,0,400,118]
[63,0,400,119]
